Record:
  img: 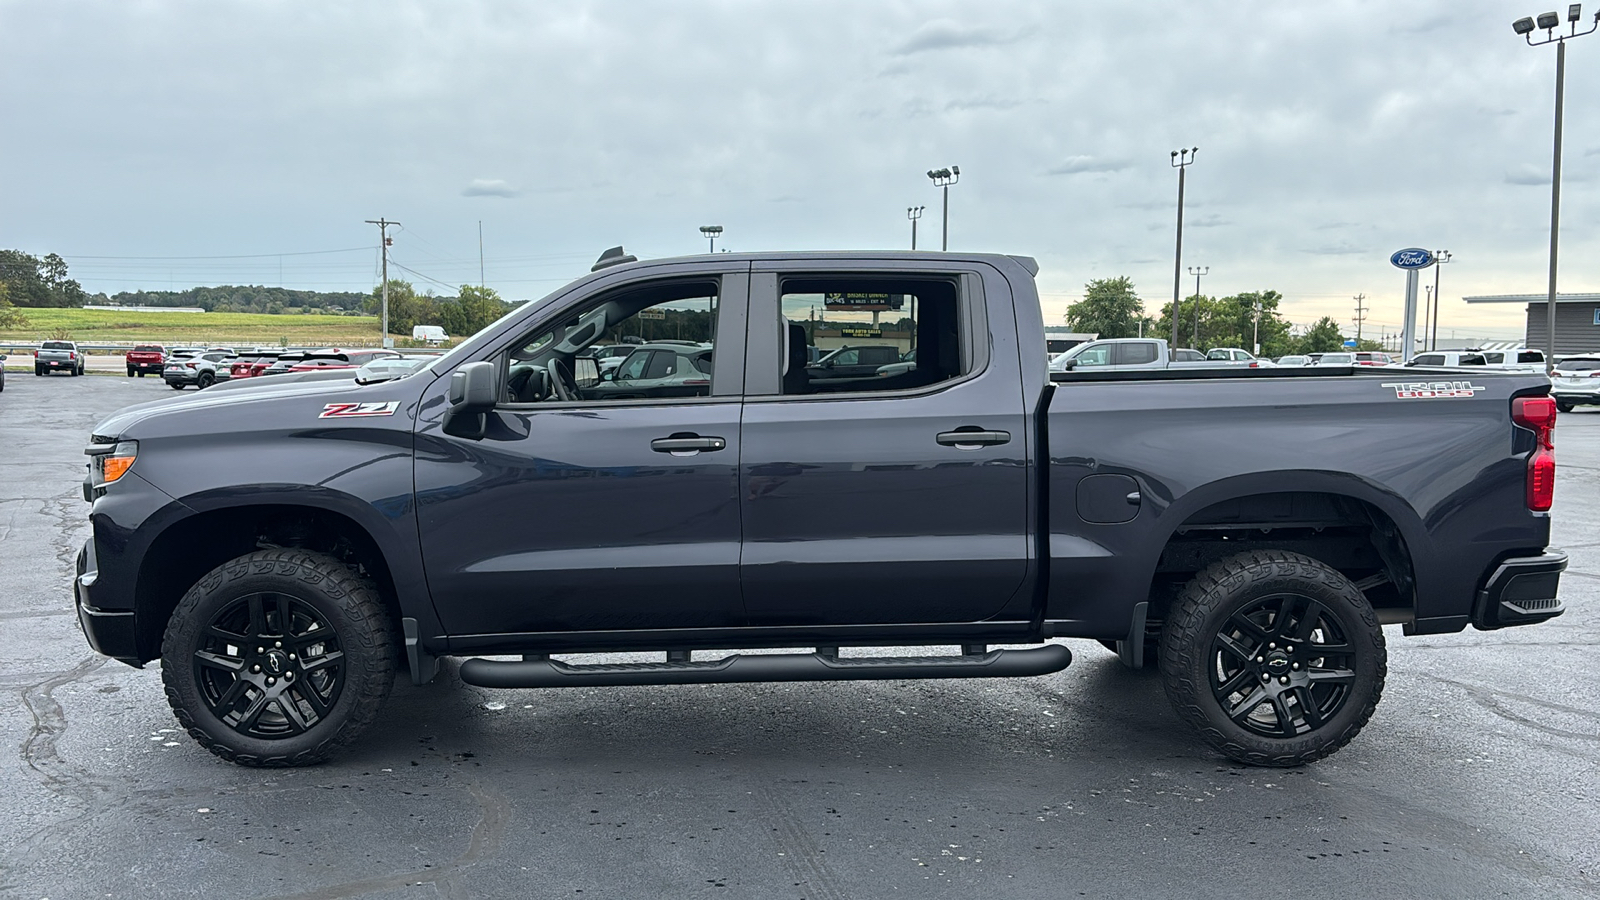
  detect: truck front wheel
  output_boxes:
[1160,549,1386,767]
[160,550,397,767]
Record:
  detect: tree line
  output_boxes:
[109,285,372,315]
[364,280,512,338]
[0,250,86,309]
[1064,277,1372,358]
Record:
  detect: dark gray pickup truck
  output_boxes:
[73,249,1566,768]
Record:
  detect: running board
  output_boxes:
[457,644,1072,689]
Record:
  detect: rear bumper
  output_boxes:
[1472,550,1566,630]
[74,541,142,666]
[127,361,164,373]
[1551,389,1600,405]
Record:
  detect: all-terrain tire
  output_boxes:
[161,549,397,767]
[1160,549,1386,767]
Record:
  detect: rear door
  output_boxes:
[737,262,1030,626]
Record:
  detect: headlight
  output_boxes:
[86,440,138,487]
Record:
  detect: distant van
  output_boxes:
[412,325,448,345]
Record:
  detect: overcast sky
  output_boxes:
[4,0,1598,341]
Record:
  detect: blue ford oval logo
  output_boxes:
[1390,248,1435,269]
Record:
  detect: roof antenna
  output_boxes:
[591,246,638,272]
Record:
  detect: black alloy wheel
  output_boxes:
[162,550,396,766]
[196,371,214,389]
[1161,549,1386,767]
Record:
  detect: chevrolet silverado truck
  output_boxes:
[73,249,1566,768]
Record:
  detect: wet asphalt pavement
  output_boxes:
[1,374,1597,899]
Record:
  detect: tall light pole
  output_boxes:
[1430,249,1451,351]
[365,218,399,348]
[699,225,723,253]
[1170,148,1198,349]
[1513,7,1598,373]
[907,206,925,249]
[926,166,959,250]
[1187,265,1208,348]
[1423,284,1433,351]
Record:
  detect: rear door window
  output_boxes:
[1116,342,1159,365]
[774,277,967,395]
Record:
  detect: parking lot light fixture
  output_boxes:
[926,167,959,250]
[699,225,723,253]
[907,205,925,250]
[1169,148,1198,349]
[1512,5,1598,372]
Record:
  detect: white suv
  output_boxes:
[1552,356,1600,412]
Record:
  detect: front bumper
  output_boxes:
[74,541,142,665]
[1472,550,1567,630]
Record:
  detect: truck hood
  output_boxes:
[90,371,434,441]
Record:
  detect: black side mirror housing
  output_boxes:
[444,361,498,439]
[1060,358,1078,371]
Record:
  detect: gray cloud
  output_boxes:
[1048,156,1132,176]
[1504,165,1550,186]
[944,95,1024,112]
[462,179,518,198]
[893,20,1018,55]
[1300,244,1370,256]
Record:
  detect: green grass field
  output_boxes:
[0,307,394,348]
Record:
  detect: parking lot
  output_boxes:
[2,373,1597,898]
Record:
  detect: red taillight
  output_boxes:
[1513,396,1557,511]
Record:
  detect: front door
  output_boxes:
[414,272,748,637]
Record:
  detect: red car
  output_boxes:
[228,351,283,380]
[124,345,165,377]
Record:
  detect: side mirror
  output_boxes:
[1060,358,1078,371]
[444,361,498,439]
[601,370,614,381]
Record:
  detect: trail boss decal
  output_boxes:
[319,401,400,419]
[1380,381,1485,399]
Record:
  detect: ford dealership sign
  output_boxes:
[1390,248,1436,270]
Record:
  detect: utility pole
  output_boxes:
[365,218,400,347]
[1170,148,1198,349]
[478,221,485,289]
[1353,293,1368,343]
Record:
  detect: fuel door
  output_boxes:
[1076,473,1141,525]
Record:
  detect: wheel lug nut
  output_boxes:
[252,665,261,673]
[275,641,282,648]
[1268,642,1276,649]
[284,672,292,680]
[1279,676,1290,685]
[256,647,264,654]
[288,653,296,660]
[1291,663,1300,670]
[1262,673,1271,682]
[266,677,275,685]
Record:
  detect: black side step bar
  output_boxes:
[458,644,1072,689]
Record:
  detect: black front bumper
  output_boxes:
[74,541,142,666]
[1472,550,1567,630]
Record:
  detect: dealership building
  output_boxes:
[1462,293,1600,355]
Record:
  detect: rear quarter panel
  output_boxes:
[1045,371,1552,637]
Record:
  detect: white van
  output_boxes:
[411,325,448,345]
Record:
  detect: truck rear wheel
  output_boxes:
[1159,549,1386,767]
[160,550,397,767]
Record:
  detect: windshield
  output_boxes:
[1320,353,1354,364]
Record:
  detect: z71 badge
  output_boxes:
[1379,381,1484,399]
[319,401,400,418]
